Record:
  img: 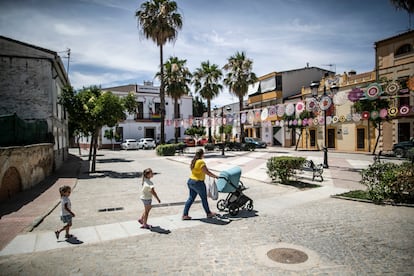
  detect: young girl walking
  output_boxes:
[138,168,161,229]
[55,185,75,239]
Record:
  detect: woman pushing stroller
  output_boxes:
[182,149,218,220]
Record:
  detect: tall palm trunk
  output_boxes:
[174,98,179,142]
[239,96,245,142]
[207,100,212,143]
[159,45,165,144]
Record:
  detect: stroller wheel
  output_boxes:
[246,200,254,211]
[229,207,239,216]
[217,199,226,211]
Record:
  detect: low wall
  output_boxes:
[0,144,54,201]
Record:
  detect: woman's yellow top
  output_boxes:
[190,159,206,181]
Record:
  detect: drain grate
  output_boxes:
[98,207,124,212]
[267,248,308,264]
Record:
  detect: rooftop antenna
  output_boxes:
[321,63,336,74]
[59,48,71,75]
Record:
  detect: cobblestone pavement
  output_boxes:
[1,198,413,275]
[0,148,413,275]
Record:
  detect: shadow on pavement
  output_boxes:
[0,154,82,218]
[150,226,171,234]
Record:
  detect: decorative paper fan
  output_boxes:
[386,81,400,95]
[319,116,325,125]
[275,120,280,126]
[285,103,295,116]
[388,107,398,117]
[255,110,261,122]
[365,83,382,100]
[362,111,370,119]
[247,110,254,124]
[346,114,352,121]
[261,108,268,121]
[302,118,308,126]
[399,105,410,115]
[326,116,332,125]
[306,98,318,111]
[371,110,379,120]
[277,104,285,117]
[339,115,346,122]
[379,108,388,118]
[297,119,302,126]
[227,114,234,124]
[333,91,347,106]
[268,106,276,117]
[352,113,361,122]
[241,112,247,124]
[332,116,339,124]
[313,118,319,125]
[295,101,305,114]
[308,119,313,126]
[348,88,364,102]
[319,96,332,111]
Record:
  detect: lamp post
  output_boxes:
[310,81,339,168]
[214,105,231,156]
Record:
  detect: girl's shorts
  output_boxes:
[61,215,72,224]
[141,199,152,206]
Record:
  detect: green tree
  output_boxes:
[223,51,257,142]
[353,96,390,154]
[60,86,126,172]
[158,56,192,143]
[104,128,120,151]
[193,61,223,143]
[136,0,183,144]
[192,96,207,117]
[123,92,139,115]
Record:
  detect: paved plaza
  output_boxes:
[0,147,413,275]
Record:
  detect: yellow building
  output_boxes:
[375,29,414,151]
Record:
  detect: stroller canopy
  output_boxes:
[216,166,242,193]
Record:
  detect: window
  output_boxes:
[136,102,143,119]
[395,43,412,56]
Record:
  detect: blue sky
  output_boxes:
[0,0,410,106]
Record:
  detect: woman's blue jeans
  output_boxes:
[183,179,211,216]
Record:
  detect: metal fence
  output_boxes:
[0,114,50,146]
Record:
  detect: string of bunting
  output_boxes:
[168,81,412,128]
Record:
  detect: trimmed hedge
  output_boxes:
[266,156,306,184]
[156,144,177,156]
[360,161,414,203]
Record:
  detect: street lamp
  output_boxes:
[214,105,231,156]
[310,81,339,168]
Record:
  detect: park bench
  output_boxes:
[301,160,324,182]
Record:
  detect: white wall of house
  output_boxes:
[81,83,193,148]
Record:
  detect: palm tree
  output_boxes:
[159,56,192,142]
[135,0,183,144]
[389,0,414,30]
[223,51,257,143]
[193,61,223,143]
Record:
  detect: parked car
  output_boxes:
[197,137,209,146]
[138,138,156,149]
[392,138,414,158]
[121,139,139,150]
[167,137,195,147]
[244,137,267,148]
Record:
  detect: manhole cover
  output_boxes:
[267,248,308,264]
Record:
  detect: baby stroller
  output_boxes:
[216,166,254,216]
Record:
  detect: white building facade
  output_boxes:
[79,82,193,148]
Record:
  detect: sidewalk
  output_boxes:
[0,147,365,255]
[0,154,82,250]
